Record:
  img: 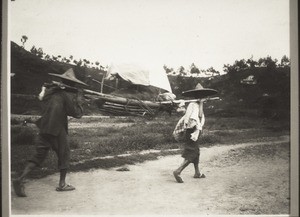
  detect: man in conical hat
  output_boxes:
[173,83,217,183]
[13,68,88,197]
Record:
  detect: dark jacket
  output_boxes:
[36,88,83,136]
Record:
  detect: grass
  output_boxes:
[10,115,290,179]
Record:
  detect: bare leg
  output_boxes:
[193,162,201,178]
[193,162,205,178]
[173,159,190,183]
[13,162,37,197]
[17,162,37,182]
[59,169,67,188]
[56,169,75,191]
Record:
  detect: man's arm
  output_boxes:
[183,102,194,126]
[63,90,85,118]
[200,114,205,128]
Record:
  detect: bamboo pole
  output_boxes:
[102,105,147,112]
[83,89,162,108]
[51,81,219,109]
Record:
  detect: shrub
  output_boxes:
[11,118,20,125]
[11,126,36,146]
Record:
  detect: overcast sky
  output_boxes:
[10,0,290,73]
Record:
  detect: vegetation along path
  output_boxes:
[11,136,290,215]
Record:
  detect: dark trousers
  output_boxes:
[29,129,70,170]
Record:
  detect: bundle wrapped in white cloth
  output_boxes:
[173,101,205,142]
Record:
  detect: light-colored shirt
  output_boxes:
[173,101,205,141]
[183,102,205,130]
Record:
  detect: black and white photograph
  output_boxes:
[2,0,298,216]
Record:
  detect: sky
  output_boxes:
[9,0,290,74]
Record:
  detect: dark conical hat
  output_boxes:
[48,68,88,86]
[182,83,218,99]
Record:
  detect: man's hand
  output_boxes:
[190,130,200,141]
[197,124,203,131]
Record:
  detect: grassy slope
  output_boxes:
[11,42,107,95]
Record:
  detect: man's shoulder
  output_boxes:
[44,90,66,104]
[50,90,65,98]
[50,90,76,99]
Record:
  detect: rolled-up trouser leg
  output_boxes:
[28,134,52,167]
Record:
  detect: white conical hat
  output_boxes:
[182,83,218,99]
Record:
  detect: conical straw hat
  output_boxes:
[182,83,218,99]
[49,68,88,86]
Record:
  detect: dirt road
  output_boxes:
[11,137,290,215]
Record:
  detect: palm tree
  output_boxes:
[21,35,28,48]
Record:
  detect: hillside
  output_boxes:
[11,42,107,95]
[10,41,290,118]
[168,64,290,119]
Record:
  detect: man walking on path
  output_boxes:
[13,68,88,197]
[172,83,217,183]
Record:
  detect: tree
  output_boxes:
[178,66,186,76]
[44,54,50,60]
[280,55,290,67]
[204,67,219,77]
[163,65,174,75]
[223,64,234,74]
[77,59,83,67]
[207,67,220,77]
[223,59,249,78]
[30,46,37,55]
[52,55,58,61]
[190,63,201,76]
[234,59,248,71]
[258,56,277,69]
[21,35,28,48]
[246,56,258,68]
[83,59,90,64]
[30,46,43,58]
[37,48,43,58]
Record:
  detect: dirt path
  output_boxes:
[11,137,290,215]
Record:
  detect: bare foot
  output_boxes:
[13,179,27,197]
[173,171,184,183]
[194,173,206,178]
[56,184,76,192]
